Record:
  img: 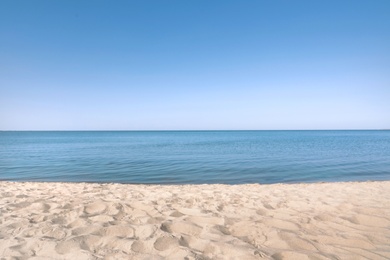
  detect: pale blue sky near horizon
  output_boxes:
[1,1,389,130]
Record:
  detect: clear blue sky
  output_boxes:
[1,1,389,130]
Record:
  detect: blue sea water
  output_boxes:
[1,131,389,184]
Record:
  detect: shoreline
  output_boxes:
[2,178,389,186]
[1,181,390,259]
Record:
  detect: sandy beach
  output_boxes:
[0,181,389,259]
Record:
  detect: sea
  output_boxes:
[1,130,389,184]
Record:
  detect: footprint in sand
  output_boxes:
[101,225,135,238]
[67,218,86,229]
[84,202,107,215]
[89,214,114,222]
[170,210,184,217]
[43,227,68,239]
[131,241,147,253]
[72,225,101,236]
[74,235,103,252]
[29,214,47,223]
[23,202,51,213]
[55,239,80,254]
[213,225,231,235]
[161,221,203,236]
[154,236,179,251]
[51,216,68,225]
[134,225,156,239]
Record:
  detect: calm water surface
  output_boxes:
[1,131,389,184]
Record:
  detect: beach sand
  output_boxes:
[0,181,389,259]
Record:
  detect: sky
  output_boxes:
[1,1,389,130]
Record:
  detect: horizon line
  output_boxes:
[1,129,389,132]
